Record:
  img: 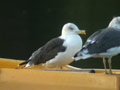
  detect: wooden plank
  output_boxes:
[0,68,120,90]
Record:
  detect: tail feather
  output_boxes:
[74,51,83,61]
[74,48,92,61]
[74,48,86,58]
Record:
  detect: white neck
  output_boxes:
[60,33,80,40]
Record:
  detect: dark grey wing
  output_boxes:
[29,48,42,60]
[83,29,104,48]
[82,28,120,54]
[28,37,66,65]
[87,29,104,40]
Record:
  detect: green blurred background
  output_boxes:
[0,0,120,69]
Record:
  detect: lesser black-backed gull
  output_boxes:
[74,16,120,74]
[19,23,86,69]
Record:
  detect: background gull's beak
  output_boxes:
[76,30,86,35]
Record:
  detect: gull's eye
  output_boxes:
[69,27,74,30]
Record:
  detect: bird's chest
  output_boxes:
[62,37,82,58]
[65,36,82,49]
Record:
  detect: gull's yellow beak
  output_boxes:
[76,30,86,35]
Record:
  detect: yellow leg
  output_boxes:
[103,57,108,74]
[108,57,112,74]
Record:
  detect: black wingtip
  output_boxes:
[19,61,27,66]
[74,52,79,58]
[19,60,30,66]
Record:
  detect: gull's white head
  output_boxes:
[108,16,120,29]
[61,23,86,36]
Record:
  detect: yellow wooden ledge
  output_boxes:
[0,68,120,90]
[0,58,120,90]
